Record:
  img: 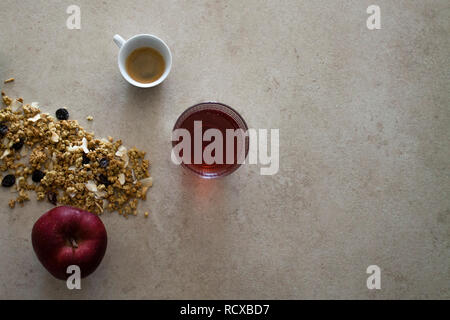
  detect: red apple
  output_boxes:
[32,206,107,280]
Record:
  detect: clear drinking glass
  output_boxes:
[172,102,249,178]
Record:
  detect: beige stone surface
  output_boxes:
[0,0,449,299]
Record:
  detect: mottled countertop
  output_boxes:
[0,0,448,299]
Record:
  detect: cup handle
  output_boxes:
[113,34,126,48]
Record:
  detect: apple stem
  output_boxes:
[70,238,78,248]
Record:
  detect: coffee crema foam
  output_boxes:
[125,47,165,83]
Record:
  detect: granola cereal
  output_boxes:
[1,92,152,217]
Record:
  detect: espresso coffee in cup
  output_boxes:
[125,47,165,84]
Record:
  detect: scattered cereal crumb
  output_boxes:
[144,211,149,218]
[86,115,93,121]
[4,78,14,84]
[8,199,16,208]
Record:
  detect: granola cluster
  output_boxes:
[0,92,152,217]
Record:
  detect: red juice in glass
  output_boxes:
[172,102,249,178]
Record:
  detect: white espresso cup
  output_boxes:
[113,34,172,88]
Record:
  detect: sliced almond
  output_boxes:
[0,149,11,159]
[51,131,59,143]
[94,190,107,199]
[115,145,129,167]
[67,145,81,152]
[115,145,127,157]
[140,177,153,188]
[118,173,125,185]
[16,177,24,190]
[131,169,137,184]
[81,137,89,154]
[85,180,98,193]
[10,99,23,112]
[28,114,41,122]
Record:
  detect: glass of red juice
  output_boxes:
[172,102,249,178]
